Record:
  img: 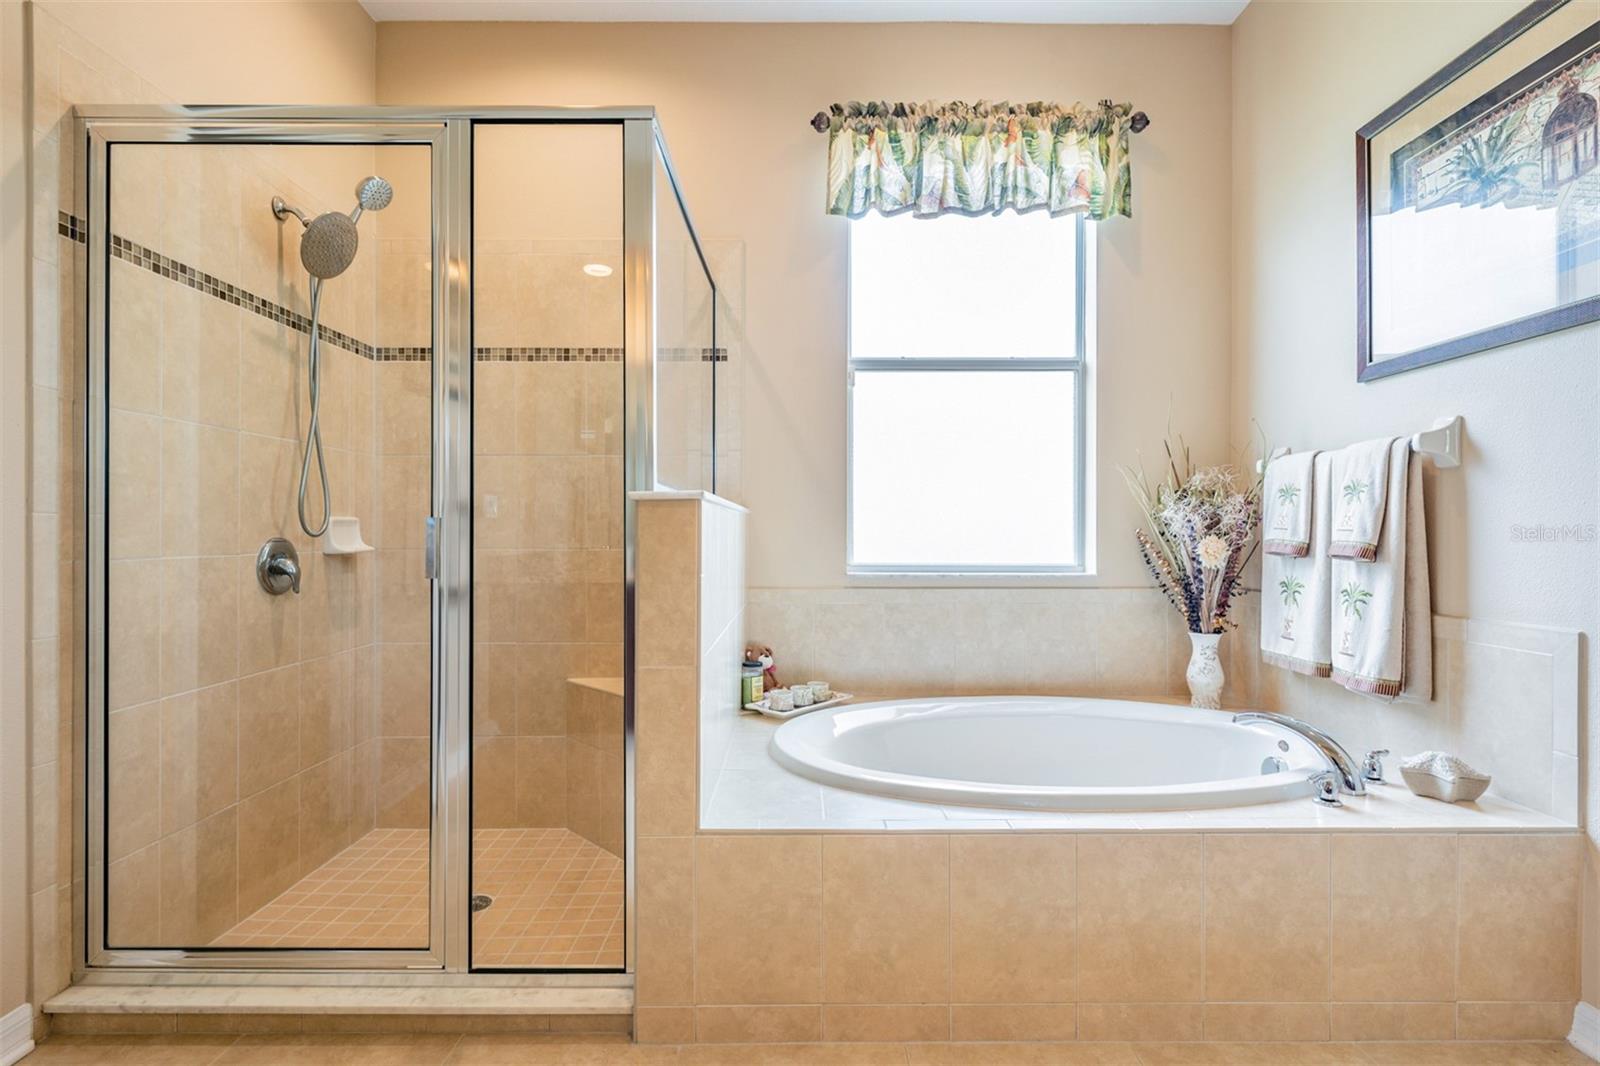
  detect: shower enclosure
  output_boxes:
[76,107,715,977]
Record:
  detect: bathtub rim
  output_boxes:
[768,694,1327,812]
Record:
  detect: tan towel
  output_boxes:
[1263,451,1316,557]
[1329,437,1396,560]
[1261,452,1331,677]
[1331,440,1432,701]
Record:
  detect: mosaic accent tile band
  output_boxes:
[61,212,728,364]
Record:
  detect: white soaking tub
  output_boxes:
[769,696,1327,811]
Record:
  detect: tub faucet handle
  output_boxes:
[1310,770,1343,807]
[1361,749,1389,783]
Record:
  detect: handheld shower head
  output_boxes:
[271,174,390,280]
[355,175,393,212]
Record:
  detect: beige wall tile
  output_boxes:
[1328,1002,1454,1041]
[949,1004,1076,1042]
[823,836,950,1005]
[1076,1003,1203,1042]
[161,282,240,429]
[694,1006,823,1044]
[822,1005,949,1043]
[159,682,239,835]
[160,556,240,696]
[237,777,299,916]
[636,666,697,838]
[1202,1003,1329,1042]
[160,420,239,556]
[107,702,161,860]
[472,736,518,829]
[108,409,160,559]
[636,835,694,1007]
[1455,1001,1575,1041]
[634,1007,695,1045]
[159,807,238,944]
[107,844,161,946]
[238,432,302,554]
[237,666,300,798]
[378,642,430,737]
[108,258,163,414]
[695,835,823,1005]
[636,500,698,669]
[108,560,162,709]
[514,736,568,827]
[950,834,1075,1004]
[299,653,351,769]
[1077,834,1204,1003]
[298,753,353,872]
[375,736,429,828]
[1458,834,1581,1001]
[1331,834,1457,1001]
[1204,834,1331,1002]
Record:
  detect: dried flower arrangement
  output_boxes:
[1122,435,1263,635]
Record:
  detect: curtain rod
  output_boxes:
[808,107,1150,134]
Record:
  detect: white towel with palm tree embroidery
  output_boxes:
[1261,451,1331,677]
[1331,439,1432,701]
[1329,437,1396,560]
[1263,451,1316,557]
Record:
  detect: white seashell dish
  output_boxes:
[1399,750,1491,803]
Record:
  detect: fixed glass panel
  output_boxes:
[654,149,715,492]
[470,123,624,970]
[850,369,1079,569]
[102,140,433,951]
[849,212,1078,360]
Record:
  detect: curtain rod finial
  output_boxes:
[810,111,830,133]
[1130,111,1150,133]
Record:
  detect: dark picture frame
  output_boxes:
[1356,0,1600,382]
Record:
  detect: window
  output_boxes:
[847,211,1089,574]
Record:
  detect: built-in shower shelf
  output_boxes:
[567,676,624,697]
[45,983,633,1017]
[322,515,373,555]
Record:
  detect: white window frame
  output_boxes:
[845,214,1092,578]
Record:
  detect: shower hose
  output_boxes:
[297,278,330,538]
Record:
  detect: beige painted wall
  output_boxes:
[1229,0,1600,1010]
[376,20,1235,590]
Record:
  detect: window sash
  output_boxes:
[846,364,1086,575]
[845,216,1089,576]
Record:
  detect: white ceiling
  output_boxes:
[358,0,1250,25]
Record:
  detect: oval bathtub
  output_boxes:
[769,696,1326,811]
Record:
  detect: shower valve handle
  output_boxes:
[256,538,301,596]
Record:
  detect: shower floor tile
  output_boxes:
[211,826,623,968]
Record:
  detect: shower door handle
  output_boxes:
[424,515,438,581]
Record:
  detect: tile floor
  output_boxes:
[20,1033,1594,1064]
[211,827,623,968]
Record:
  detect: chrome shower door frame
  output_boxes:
[76,106,693,979]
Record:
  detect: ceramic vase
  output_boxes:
[1186,631,1224,710]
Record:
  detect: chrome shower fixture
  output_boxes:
[271,175,393,280]
[271,175,392,537]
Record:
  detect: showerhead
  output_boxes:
[354,175,393,214]
[272,173,391,280]
[299,211,360,280]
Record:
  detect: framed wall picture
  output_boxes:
[1357,0,1600,381]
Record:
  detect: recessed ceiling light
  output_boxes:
[582,263,613,278]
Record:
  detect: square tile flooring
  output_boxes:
[211,827,623,968]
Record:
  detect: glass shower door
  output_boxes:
[94,131,440,961]
[468,123,626,970]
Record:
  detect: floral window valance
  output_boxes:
[815,100,1141,221]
